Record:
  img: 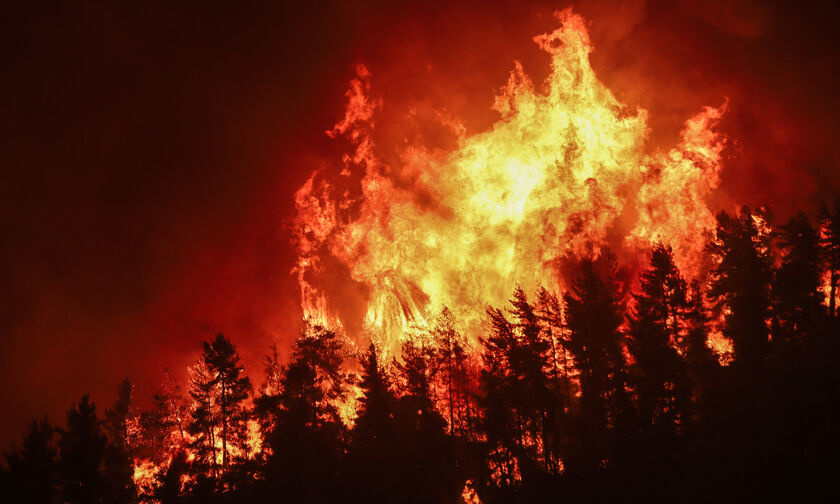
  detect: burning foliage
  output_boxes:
[3,203,840,501]
[2,7,840,504]
[294,10,727,353]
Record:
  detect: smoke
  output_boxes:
[1,0,837,447]
[294,9,732,353]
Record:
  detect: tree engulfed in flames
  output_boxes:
[294,9,727,353]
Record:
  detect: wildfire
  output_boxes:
[294,9,727,352]
[132,459,160,496]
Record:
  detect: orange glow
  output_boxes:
[293,9,727,353]
[707,328,734,365]
[461,479,483,504]
[820,270,838,308]
[132,458,160,496]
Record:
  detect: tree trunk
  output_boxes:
[447,337,455,436]
[221,381,228,473]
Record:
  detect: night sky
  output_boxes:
[1,0,838,448]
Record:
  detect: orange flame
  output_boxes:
[294,9,727,352]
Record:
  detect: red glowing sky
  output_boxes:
[1,0,839,447]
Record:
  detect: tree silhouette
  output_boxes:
[508,287,565,475]
[352,342,394,450]
[626,244,688,435]
[347,342,400,501]
[562,253,629,473]
[535,287,575,409]
[154,450,188,504]
[431,307,473,437]
[394,337,464,503]
[477,304,525,493]
[6,200,840,502]
[186,359,218,480]
[202,334,252,476]
[252,342,282,459]
[2,418,58,504]
[773,212,823,350]
[103,379,137,504]
[707,207,773,375]
[140,370,185,466]
[58,395,108,504]
[680,281,719,428]
[263,323,347,503]
[818,199,840,321]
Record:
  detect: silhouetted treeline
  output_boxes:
[3,204,840,503]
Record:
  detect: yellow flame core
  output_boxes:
[294,10,727,352]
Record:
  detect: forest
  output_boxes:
[2,203,839,503]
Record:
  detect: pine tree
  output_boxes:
[394,337,464,503]
[264,323,348,502]
[154,451,188,504]
[187,359,217,478]
[253,343,283,456]
[681,281,719,427]
[2,418,59,504]
[534,287,576,473]
[353,342,394,447]
[396,338,436,414]
[773,212,823,349]
[707,207,774,374]
[277,324,348,429]
[140,370,185,465]
[347,342,402,501]
[818,199,840,321]
[478,304,524,490]
[103,379,138,504]
[563,253,629,471]
[535,287,574,401]
[508,287,563,474]
[202,334,252,475]
[58,395,108,504]
[626,244,688,435]
[431,307,473,437]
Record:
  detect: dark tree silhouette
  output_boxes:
[263,323,347,503]
[773,212,823,350]
[103,379,137,504]
[154,450,188,504]
[252,342,282,459]
[58,395,108,504]
[431,307,473,437]
[353,342,394,443]
[346,342,400,501]
[186,359,218,480]
[680,281,719,428]
[626,243,688,435]
[140,370,185,466]
[6,201,840,503]
[562,253,630,473]
[393,337,464,503]
[508,287,565,475]
[535,287,575,408]
[475,288,567,501]
[202,334,252,476]
[477,304,525,493]
[707,207,773,374]
[1,418,59,504]
[818,199,840,321]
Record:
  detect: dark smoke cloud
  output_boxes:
[1,0,837,447]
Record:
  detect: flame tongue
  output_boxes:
[294,9,727,352]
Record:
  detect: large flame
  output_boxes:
[294,9,727,352]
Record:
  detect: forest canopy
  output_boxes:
[2,203,840,502]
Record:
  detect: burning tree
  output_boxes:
[186,334,252,485]
[2,6,840,504]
